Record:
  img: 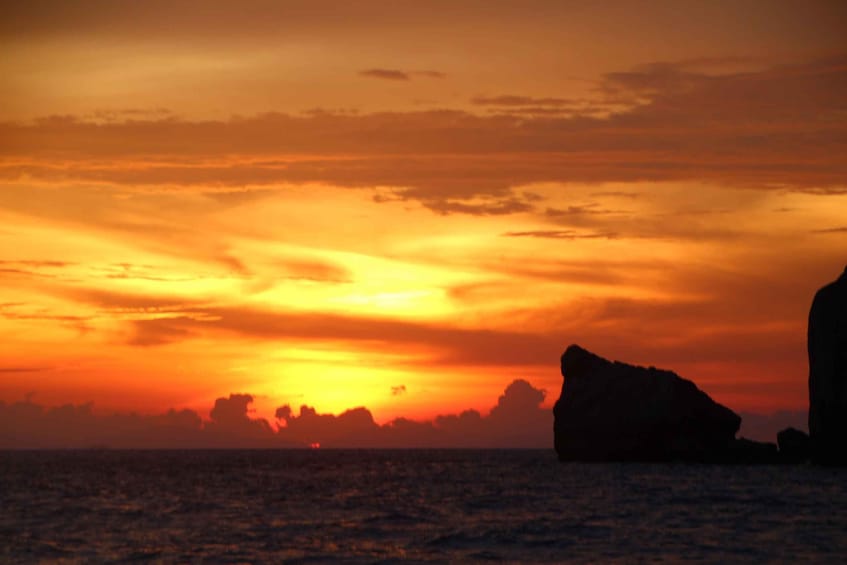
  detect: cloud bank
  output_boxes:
[2,54,845,214]
[0,379,552,448]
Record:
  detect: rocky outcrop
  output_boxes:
[777,427,810,463]
[724,438,780,464]
[554,345,741,462]
[808,266,847,466]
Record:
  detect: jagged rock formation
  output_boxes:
[554,345,741,462]
[808,266,847,465]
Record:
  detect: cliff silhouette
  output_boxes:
[808,265,847,465]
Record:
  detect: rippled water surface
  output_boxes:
[2,450,846,563]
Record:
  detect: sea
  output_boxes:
[1,449,846,563]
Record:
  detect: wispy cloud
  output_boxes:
[502,230,618,240]
[359,68,410,80]
[359,68,446,81]
[471,95,574,107]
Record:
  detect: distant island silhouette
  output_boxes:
[554,265,847,465]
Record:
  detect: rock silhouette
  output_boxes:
[554,345,741,462]
[808,265,847,465]
[725,437,780,464]
[777,427,810,464]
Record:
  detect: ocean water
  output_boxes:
[1,450,846,563]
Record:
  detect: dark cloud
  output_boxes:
[0,366,51,373]
[277,405,381,446]
[0,393,301,449]
[203,393,276,443]
[812,227,847,234]
[275,378,551,447]
[0,399,208,449]
[490,379,545,418]
[1,380,551,448]
[391,385,406,396]
[359,68,410,81]
[482,379,551,446]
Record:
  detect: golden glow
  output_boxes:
[1,2,846,423]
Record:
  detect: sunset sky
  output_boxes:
[1,0,845,432]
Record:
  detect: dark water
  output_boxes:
[1,450,846,563]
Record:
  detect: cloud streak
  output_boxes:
[2,54,844,213]
[359,68,410,81]
[503,230,618,240]
[359,68,445,81]
[123,305,561,367]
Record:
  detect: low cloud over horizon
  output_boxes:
[0,379,554,449]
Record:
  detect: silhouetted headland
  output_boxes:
[808,265,847,466]
[553,345,815,463]
[554,345,742,462]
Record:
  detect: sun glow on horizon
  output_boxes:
[1,2,846,427]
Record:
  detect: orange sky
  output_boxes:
[1,0,846,425]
